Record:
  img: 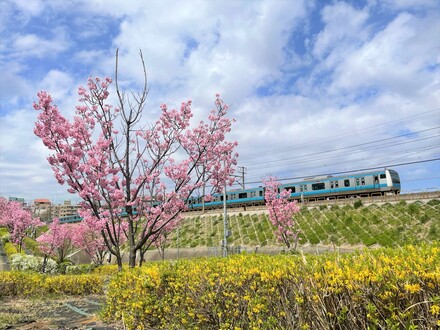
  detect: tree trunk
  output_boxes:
[128,248,137,268]
[41,255,48,273]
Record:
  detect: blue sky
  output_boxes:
[0,0,439,204]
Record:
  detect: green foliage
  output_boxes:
[0,227,8,237]
[22,237,43,256]
[65,264,98,275]
[4,242,21,257]
[427,199,440,206]
[353,199,363,209]
[169,199,439,250]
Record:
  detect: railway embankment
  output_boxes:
[185,190,440,217]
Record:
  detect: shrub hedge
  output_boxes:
[103,244,440,329]
[10,254,58,274]
[3,242,22,257]
[0,271,105,297]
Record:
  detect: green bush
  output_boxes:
[65,264,98,275]
[57,260,75,274]
[22,237,42,256]
[427,199,439,206]
[0,227,9,237]
[353,199,363,209]
[4,242,20,257]
[1,233,10,244]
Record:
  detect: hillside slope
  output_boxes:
[167,200,440,250]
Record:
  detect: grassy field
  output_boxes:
[166,199,440,249]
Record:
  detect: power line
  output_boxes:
[240,108,440,161]
[240,157,440,185]
[243,126,440,168]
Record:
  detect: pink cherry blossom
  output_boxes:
[0,197,44,253]
[37,218,76,263]
[34,60,238,269]
[264,177,300,251]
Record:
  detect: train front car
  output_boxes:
[385,169,401,194]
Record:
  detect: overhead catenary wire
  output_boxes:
[233,106,439,187]
[239,108,440,161]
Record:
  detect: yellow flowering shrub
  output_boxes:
[0,271,105,297]
[103,244,440,329]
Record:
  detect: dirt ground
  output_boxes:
[0,295,124,330]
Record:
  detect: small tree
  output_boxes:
[71,215,110,265]
[34,50,238,269]
[37,219,76,272]
[264,177,300,252]
[0,197,43,252]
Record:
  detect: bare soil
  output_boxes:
[0,295,124,330]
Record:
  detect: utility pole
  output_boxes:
[222,184,228,257]
[237,166,247,189]
[221,165,246,257]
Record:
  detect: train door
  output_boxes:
[373,175,379,189]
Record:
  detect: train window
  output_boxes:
[330,181,334,189]
[259,190,263,196]
[285,186,296,193]
[380,174,386,179]
[361,178,365,185]
[239,192,247,199]
[356,178,360,186]
[344,179,350,187]
[312,183,325,190]
[335,181,339,188]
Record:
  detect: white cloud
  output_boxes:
[382,0,439,9]
[40,70,75,100]
[11,29,70,58]
[330,12,440,95]
[1,0,439,201]
[313,2,369,59]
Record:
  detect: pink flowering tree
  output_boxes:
[264,177,300,252]
[71,214,110,265]
[0,197,44,253]
[37,218,76,272]
[33,51,238,269]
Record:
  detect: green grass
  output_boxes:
[167,199,440,249]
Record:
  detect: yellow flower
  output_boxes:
[430,304,440,316]
[404,283,421,294]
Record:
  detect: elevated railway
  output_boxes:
[186,190,440,216]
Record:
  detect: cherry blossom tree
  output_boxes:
[0,197,43,253]
[37,218,76,272]
[71,216,109,265]
[264,177,300,252]
[34,50,238,269]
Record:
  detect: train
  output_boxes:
[58,169,401,221]
[186,168,401,210]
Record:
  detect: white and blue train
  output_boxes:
[58,169,401,220]
[187,168,401,210]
